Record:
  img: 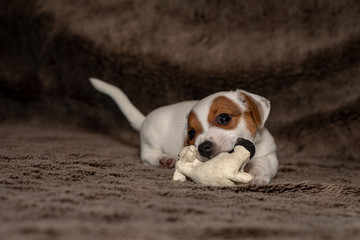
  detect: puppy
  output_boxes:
[89,78,278,184]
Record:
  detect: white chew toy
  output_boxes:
[173,145,253,187]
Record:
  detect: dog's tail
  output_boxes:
[89,78,145,131]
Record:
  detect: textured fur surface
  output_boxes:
[1,0,359,160]
[0,124,359,239]
[0,0,360,239]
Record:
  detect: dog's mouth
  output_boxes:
[197,138,254,162]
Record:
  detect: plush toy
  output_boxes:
[173,138,255,187]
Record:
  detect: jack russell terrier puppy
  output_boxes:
[89,78,278,184]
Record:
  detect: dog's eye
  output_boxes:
[188,129,196,140]
[217,113,232,125]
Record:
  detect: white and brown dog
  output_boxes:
[90,78,278,184]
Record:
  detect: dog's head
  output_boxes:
[185,90,270,160]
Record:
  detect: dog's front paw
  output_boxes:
[248,168,270,185]
[160,157,176,168]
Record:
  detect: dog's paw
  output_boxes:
[248,168,270,185]
[160,157,176,169]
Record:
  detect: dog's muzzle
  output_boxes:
[198,141,213,159]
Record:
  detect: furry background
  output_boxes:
[1,0,359,159]
[1,1,360,239]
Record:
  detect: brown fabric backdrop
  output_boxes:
[1,1,359,239]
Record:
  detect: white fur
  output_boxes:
[139,101,198,165]
[89,78,145,130]
[89,78,278,184]
[190,91,278,184]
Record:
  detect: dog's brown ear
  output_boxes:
[238,90,271,129]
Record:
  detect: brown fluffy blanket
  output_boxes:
[1,1,360,239]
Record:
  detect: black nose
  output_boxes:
[198,141,213,158]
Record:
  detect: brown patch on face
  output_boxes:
[242,112,258,137]
[242,93,262,128]
[207,96,242,130]
[185,111,203,146]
